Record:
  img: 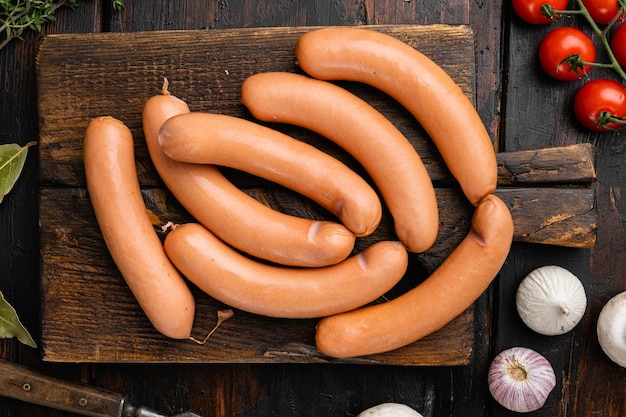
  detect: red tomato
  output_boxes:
[581,0,626,25]
[512,0,569,24]
[539,27,596,81]
[611,22,626,68]
[573,79,626,131]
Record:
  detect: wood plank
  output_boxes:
[36,25,479,364]
[38,181,596,363]
[36,25,473,188]
[497,143,596,185]
[496,187,597,248]
[502,11,625,417]
[36,25,597,364]
[39,186,474,365]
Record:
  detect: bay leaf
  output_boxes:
[0,141,37,204]
[0,291,37,348]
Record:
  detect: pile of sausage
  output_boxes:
[83,27,514,359]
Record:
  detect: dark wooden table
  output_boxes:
[1,1,624,416]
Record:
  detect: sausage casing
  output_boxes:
[240,71,438,252]
[142,86,356,267]
[83,116,195,339]
[158,111,382,237]
[315,194,514,358]
[164,223,409,319]
[295,27,498,205]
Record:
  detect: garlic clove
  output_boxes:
[596,290,626,368]
[488,346,556,413]
[357,403,424,417]
[516,265,587,335]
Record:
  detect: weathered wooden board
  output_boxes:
[496,143,597,248]
[36,26,596,364]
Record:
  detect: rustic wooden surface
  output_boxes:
[36,25,478,366]
[35,27,596,365]
[1,1,624,417]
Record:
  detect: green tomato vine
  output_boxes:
[543,0,626,82]
[520,0,626,131]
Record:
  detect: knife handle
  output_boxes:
[0,360,125,417]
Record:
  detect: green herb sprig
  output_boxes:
[0,0,124,51]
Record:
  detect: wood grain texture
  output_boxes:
[8,0,623,416]
[39,186,476,364]
[501,5,626,417]
[36,25,598,365]
[496,143,596,185]
[4,0,505,415]
[36,25,478,365]
[36,25,474,188]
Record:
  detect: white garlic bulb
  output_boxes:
[488,347,556,413]
[516,265,587,335]
[597,290,626,368]
[357,403,424,417]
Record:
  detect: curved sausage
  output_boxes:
[164,223,409,319]
[315,194,514,358]
[83,116,195,339]
[295,27,497,205]
[240,71,438,253]
[142,82,356,267]
[158,112,382,237]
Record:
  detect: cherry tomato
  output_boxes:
[611,22,626,68]
[581,0,626,25]
[539,27,596,81]
[573,79,626,131]
[512,0,569,24]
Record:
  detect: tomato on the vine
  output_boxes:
[611,22,626,68]
[581,0,626,25]
[538,27,596,81]
[573,79,626,131]
[512,0,569,24]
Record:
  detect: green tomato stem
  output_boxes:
[542,5,582,20]
[574,0,626,83]
[598,111,626,130]
[550,8,584,16]
[587,62,622,69]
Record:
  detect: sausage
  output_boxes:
[164,223,409,319]
[83,116,195,339]
[142,81,356,267]
[158,112,382,237]
[295,27,497,205]
[240,71,438,253]
[314,194,514,358]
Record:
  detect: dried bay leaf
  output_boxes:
[0,141,37,204]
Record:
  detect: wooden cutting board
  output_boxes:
[36,25,596,364]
